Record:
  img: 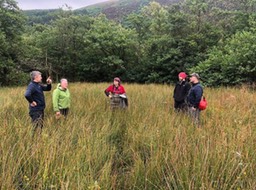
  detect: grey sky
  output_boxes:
[16,0,110,10]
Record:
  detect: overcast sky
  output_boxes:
[16,0,110,10]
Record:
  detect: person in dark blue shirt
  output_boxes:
[25,71,52,135]
[187,73,203,126]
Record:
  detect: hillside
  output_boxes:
[80,0,181,20]
[24,9,60,25]
[22,0,255,25]
[23,0,182,24]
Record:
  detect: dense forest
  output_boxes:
[1,0,256,86]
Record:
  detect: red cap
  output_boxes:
[178,72,187,79]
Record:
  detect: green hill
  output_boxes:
[23,9,60,25]
[22,0,254,25]
[23,0,181,24]
[79,0,181,20]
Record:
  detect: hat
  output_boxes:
[114,77,121,83]
[178,72,187,79]
[190,73,200,79]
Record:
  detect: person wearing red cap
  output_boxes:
[104,77,128,108]
[173,72,191,111]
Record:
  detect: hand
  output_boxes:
[55,111,61,119]
[30,101,37,107]
[109,94,112,99]
[46,76,52,84]
[192,107,196,111]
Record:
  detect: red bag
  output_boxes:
[199,96,207,110]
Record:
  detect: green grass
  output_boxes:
[0,83,256,189]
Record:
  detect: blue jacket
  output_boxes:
[24,81,52,111]
[187,83,203,108]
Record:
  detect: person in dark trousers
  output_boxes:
[173,72,191,111]
[105,77,128,109]
[24,71,52,135]
[187,73,203,126]
[52,78,71,119]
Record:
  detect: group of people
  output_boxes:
[24,71,128,135]
[173,72,204,125]
[24,71,71,135]
[24,70,203,135]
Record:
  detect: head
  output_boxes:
[60,78,68,89]
[178,72,187,81]
[189,73,200,84]
[30,71,42,83]
[113,77,121,86]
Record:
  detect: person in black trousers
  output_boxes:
[25,71,52,136]
[173,72,191,112]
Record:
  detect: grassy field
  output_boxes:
[0,83,256,189]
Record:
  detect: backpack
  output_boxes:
[199,96,207,111]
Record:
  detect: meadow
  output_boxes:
[0,83,256,189]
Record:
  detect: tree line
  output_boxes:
[1,0,256,86]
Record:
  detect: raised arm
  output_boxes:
[41,84,52,91]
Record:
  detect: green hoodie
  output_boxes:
[52,84,71,112]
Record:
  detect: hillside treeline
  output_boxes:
[1,0,256,86]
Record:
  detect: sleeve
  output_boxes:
[52,89,60,112]
[194,86,203,107]
[119,86,126,94]
[42,84,52,91]
[24,84,34,103]
[173,84,177,98]
[185,83,191,96]
[104,85,113,96]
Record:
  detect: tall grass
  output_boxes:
[0,83,256,189]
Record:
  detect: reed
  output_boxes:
[0,83,255,189]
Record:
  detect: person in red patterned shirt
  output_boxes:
[104,77,128,108]
[104,77,126,98]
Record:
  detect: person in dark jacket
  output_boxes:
[187,73,203,126]
[105,77,128,109]
[173,72,191,111]
[24,71,52,135]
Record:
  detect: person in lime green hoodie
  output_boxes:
[52,78,71,118]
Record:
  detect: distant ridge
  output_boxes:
[23,0,181,24]
[78,0,181,20]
